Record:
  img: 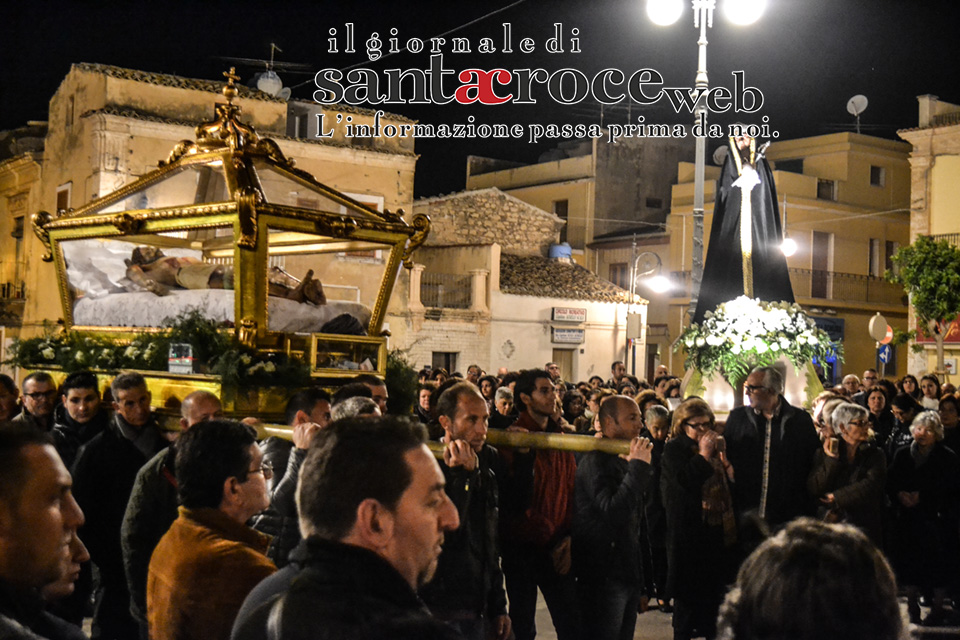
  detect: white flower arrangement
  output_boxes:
[678,296,841,388]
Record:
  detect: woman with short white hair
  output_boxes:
[887,410,960,625]
[807,402,886,546]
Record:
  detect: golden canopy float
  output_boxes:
[30,69,429,413]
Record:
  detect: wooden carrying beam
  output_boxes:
[256,423,632,456]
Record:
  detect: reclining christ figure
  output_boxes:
[123,246,326,306]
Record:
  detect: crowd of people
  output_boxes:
[0,360,953,640]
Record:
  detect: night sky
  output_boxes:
[3,0,958,198]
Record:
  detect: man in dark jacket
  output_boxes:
[10,372,57,433]
[573,396,653,640]
[724,366,820,535]
[121,389,222,638]
[231,416,461,640]
[0,427,87,640]
[72,372,165,640]
[250,388,330,566]
[51,371,110,470]
[420,382,511,640]
[499,369,580,640]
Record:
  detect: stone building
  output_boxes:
[464,136,695,265]
[0,63,416,339]
[386,188,646,381]
[662,132,912,386]
[898,94,960,379]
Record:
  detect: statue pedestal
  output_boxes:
[682,355,824,420]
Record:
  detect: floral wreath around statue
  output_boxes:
[5,309,311,389]
[677,296,841,389]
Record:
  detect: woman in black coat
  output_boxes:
[808,402,886,547]
[866,387,896,446]
[661,398,735,640]
[887,410,960,624]
[885,393,922,461]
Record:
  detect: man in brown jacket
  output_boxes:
[147,420,275,640]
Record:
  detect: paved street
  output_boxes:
[533,590,673,640]
[531,592,951,640]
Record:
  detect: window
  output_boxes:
[817,179,837,201]
[868,239,881,277]
[56,183,72,213]
[13,217,24,288]
[294,114,308,138]
[776,158,804,174]
[432,352,458,373]
[65,96,75,129]
[645,197,663,209]
[885,241,900,276]
[811,231,833,298]
[870,165,885,187]
[609,263,629,290]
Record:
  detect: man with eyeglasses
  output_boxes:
[11,372,58,433]
[148,419,275,640]
[724,366,819,540]
[851,369,879,408]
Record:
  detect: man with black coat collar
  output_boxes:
[231,416,461,640]
[0,427,87,640]
[573,396,654,640]
[723,366,820,534]
[51,371,110,470]
[420,382,511,640]
[72,372,165,640]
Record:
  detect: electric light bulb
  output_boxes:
[723,0,766,25]
[647,0,684,26]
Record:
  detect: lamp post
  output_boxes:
[647,0,765,317]
[627,238,668,376]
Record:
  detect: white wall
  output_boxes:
[487,291,641,381]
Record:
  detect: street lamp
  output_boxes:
[626,245,668,376]
[646,0,765,317]
[632,251,668,294]
[780,236,798,257]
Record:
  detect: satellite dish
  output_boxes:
[222,43,308,101]
[846,95,868,134]
[846,94,868,116]
[256,70,283,97]
[713,146,729,166]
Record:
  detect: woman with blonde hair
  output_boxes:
[661,398,736,640]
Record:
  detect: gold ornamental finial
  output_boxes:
[222,67,240,103]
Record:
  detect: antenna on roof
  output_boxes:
[217,43,312,101]
[846,95,868,134]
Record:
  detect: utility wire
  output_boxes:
[291,0,529,89]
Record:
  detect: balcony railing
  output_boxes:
[788,269,904,305]
[0,282,24,300]
[668,269,905,306]
[420,273,472,309]
[930,233,960,249]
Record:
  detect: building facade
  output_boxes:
[386,188,645,381]
[0,63,416,339]
[464,136,694,265]
[898,94,960,381]
[663,132,912,384]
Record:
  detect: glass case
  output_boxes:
[33,72,428,379]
